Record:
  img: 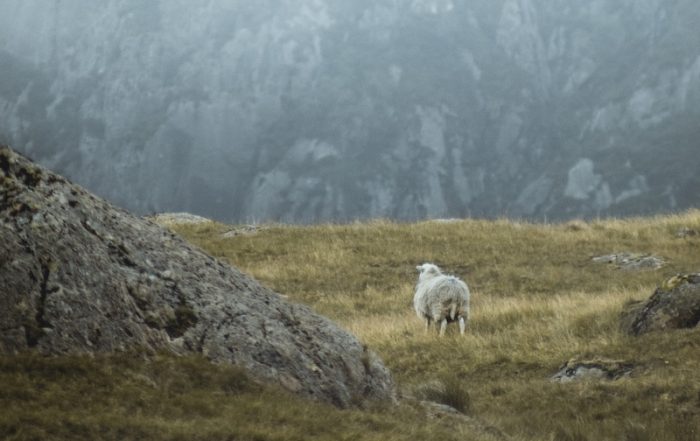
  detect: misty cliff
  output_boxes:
[1,0,699,222]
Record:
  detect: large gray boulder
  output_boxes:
[0,145,394,407]
[622,274,700,335]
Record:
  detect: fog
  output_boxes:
[1,0,699,222]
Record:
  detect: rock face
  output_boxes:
[1,1,700,222]
[622,274,700,335]
[0,146,394,407]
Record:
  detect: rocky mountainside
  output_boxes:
[1,0,699,222]
[0,145,394,407]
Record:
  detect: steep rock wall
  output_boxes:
[1,0,699,222]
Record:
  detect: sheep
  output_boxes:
[414,263,470,336]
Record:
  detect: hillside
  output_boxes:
[4,211,699,440]
[2,0,700,221]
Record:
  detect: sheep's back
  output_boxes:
[414,276,470,320]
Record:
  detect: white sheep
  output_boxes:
[414,263,470,336]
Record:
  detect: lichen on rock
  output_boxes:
[621,273,700,335]
[0,145,395,408]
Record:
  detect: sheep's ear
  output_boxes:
[416,265,423,272]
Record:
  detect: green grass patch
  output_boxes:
[0,353,486,441]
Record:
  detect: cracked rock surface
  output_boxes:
[0,145,394,407]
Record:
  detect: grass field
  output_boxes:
[3,211,700,440]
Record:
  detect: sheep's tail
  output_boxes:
[449,303,458,320]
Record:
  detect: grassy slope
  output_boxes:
[1,354,464,441]
[3,211,700,440]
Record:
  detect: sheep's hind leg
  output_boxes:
[424,317,432,333]
[459,317,466,335]
[439,318,447,336]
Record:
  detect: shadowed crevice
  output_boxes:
[26,261,55,347]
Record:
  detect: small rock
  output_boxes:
[551,358,634,383]
[415,400,511,440]
[429,218,462,223]
[564,219,589,231]
[621,273,700,335]
[222,225,263,238]
[146,212,212,226]
[592,252,664,270]
[420,400,461,418]
[676,227,698,238]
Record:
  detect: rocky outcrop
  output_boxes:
[622,274,700,335]
[1,1,700,222]
[0,145,394,407]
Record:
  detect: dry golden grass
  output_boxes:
[170,209,700,440]
[3,211,700,440]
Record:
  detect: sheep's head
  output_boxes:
[416,263,442,281]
